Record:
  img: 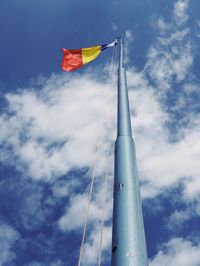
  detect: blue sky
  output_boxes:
[0,0,200,265]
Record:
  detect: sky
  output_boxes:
[0,0,200,265]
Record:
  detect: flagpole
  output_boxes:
[111,37,148,266]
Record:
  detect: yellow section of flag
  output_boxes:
[82,46,102,65]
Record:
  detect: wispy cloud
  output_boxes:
[25,260,64,266]
[150,238,200,266]
[0,223,19,265]
[146,24,192,91]
[0,73,115,180]
[124,29,134,64]
[173,0,189,27]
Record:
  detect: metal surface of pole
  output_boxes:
[111,38,148,266]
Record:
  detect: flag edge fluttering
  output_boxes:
[60,40,117,72]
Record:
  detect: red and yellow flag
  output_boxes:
[61,40,117,72]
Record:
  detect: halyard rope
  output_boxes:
[97,143,110,266]
[77,43,117,266]
[97,44,118,266]
[77,143,99,266]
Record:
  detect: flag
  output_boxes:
[61,40,117,72]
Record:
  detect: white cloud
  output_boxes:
[18,185,48,230]
[58,177,113,266]
[150,238,200,266]
[134,111,200,199]
[146,0,193,91]
[111,23,118,31]
[26,260,64,266]
[58,176,113,232]
[52,177,80,198]
[125,30,134,43]
[196,20,200,37]
[82,225,111,266]
[173,0,189,26]
[124,29,134,65]
[155,18,170,32]
[126,66,200,199]
[0,74,115,180]
[0,223,19,265]
[146,28,192,90]
[164,209,192,231]
[58,194,101,231]
[1,68,200,200]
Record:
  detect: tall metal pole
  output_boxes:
[111,37,148,266]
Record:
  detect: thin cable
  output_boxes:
[77,145,99,266]
[97,143,111,266]
[97,45,118,266]
[77,45,117,266]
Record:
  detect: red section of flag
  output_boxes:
[61,49,83,72]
